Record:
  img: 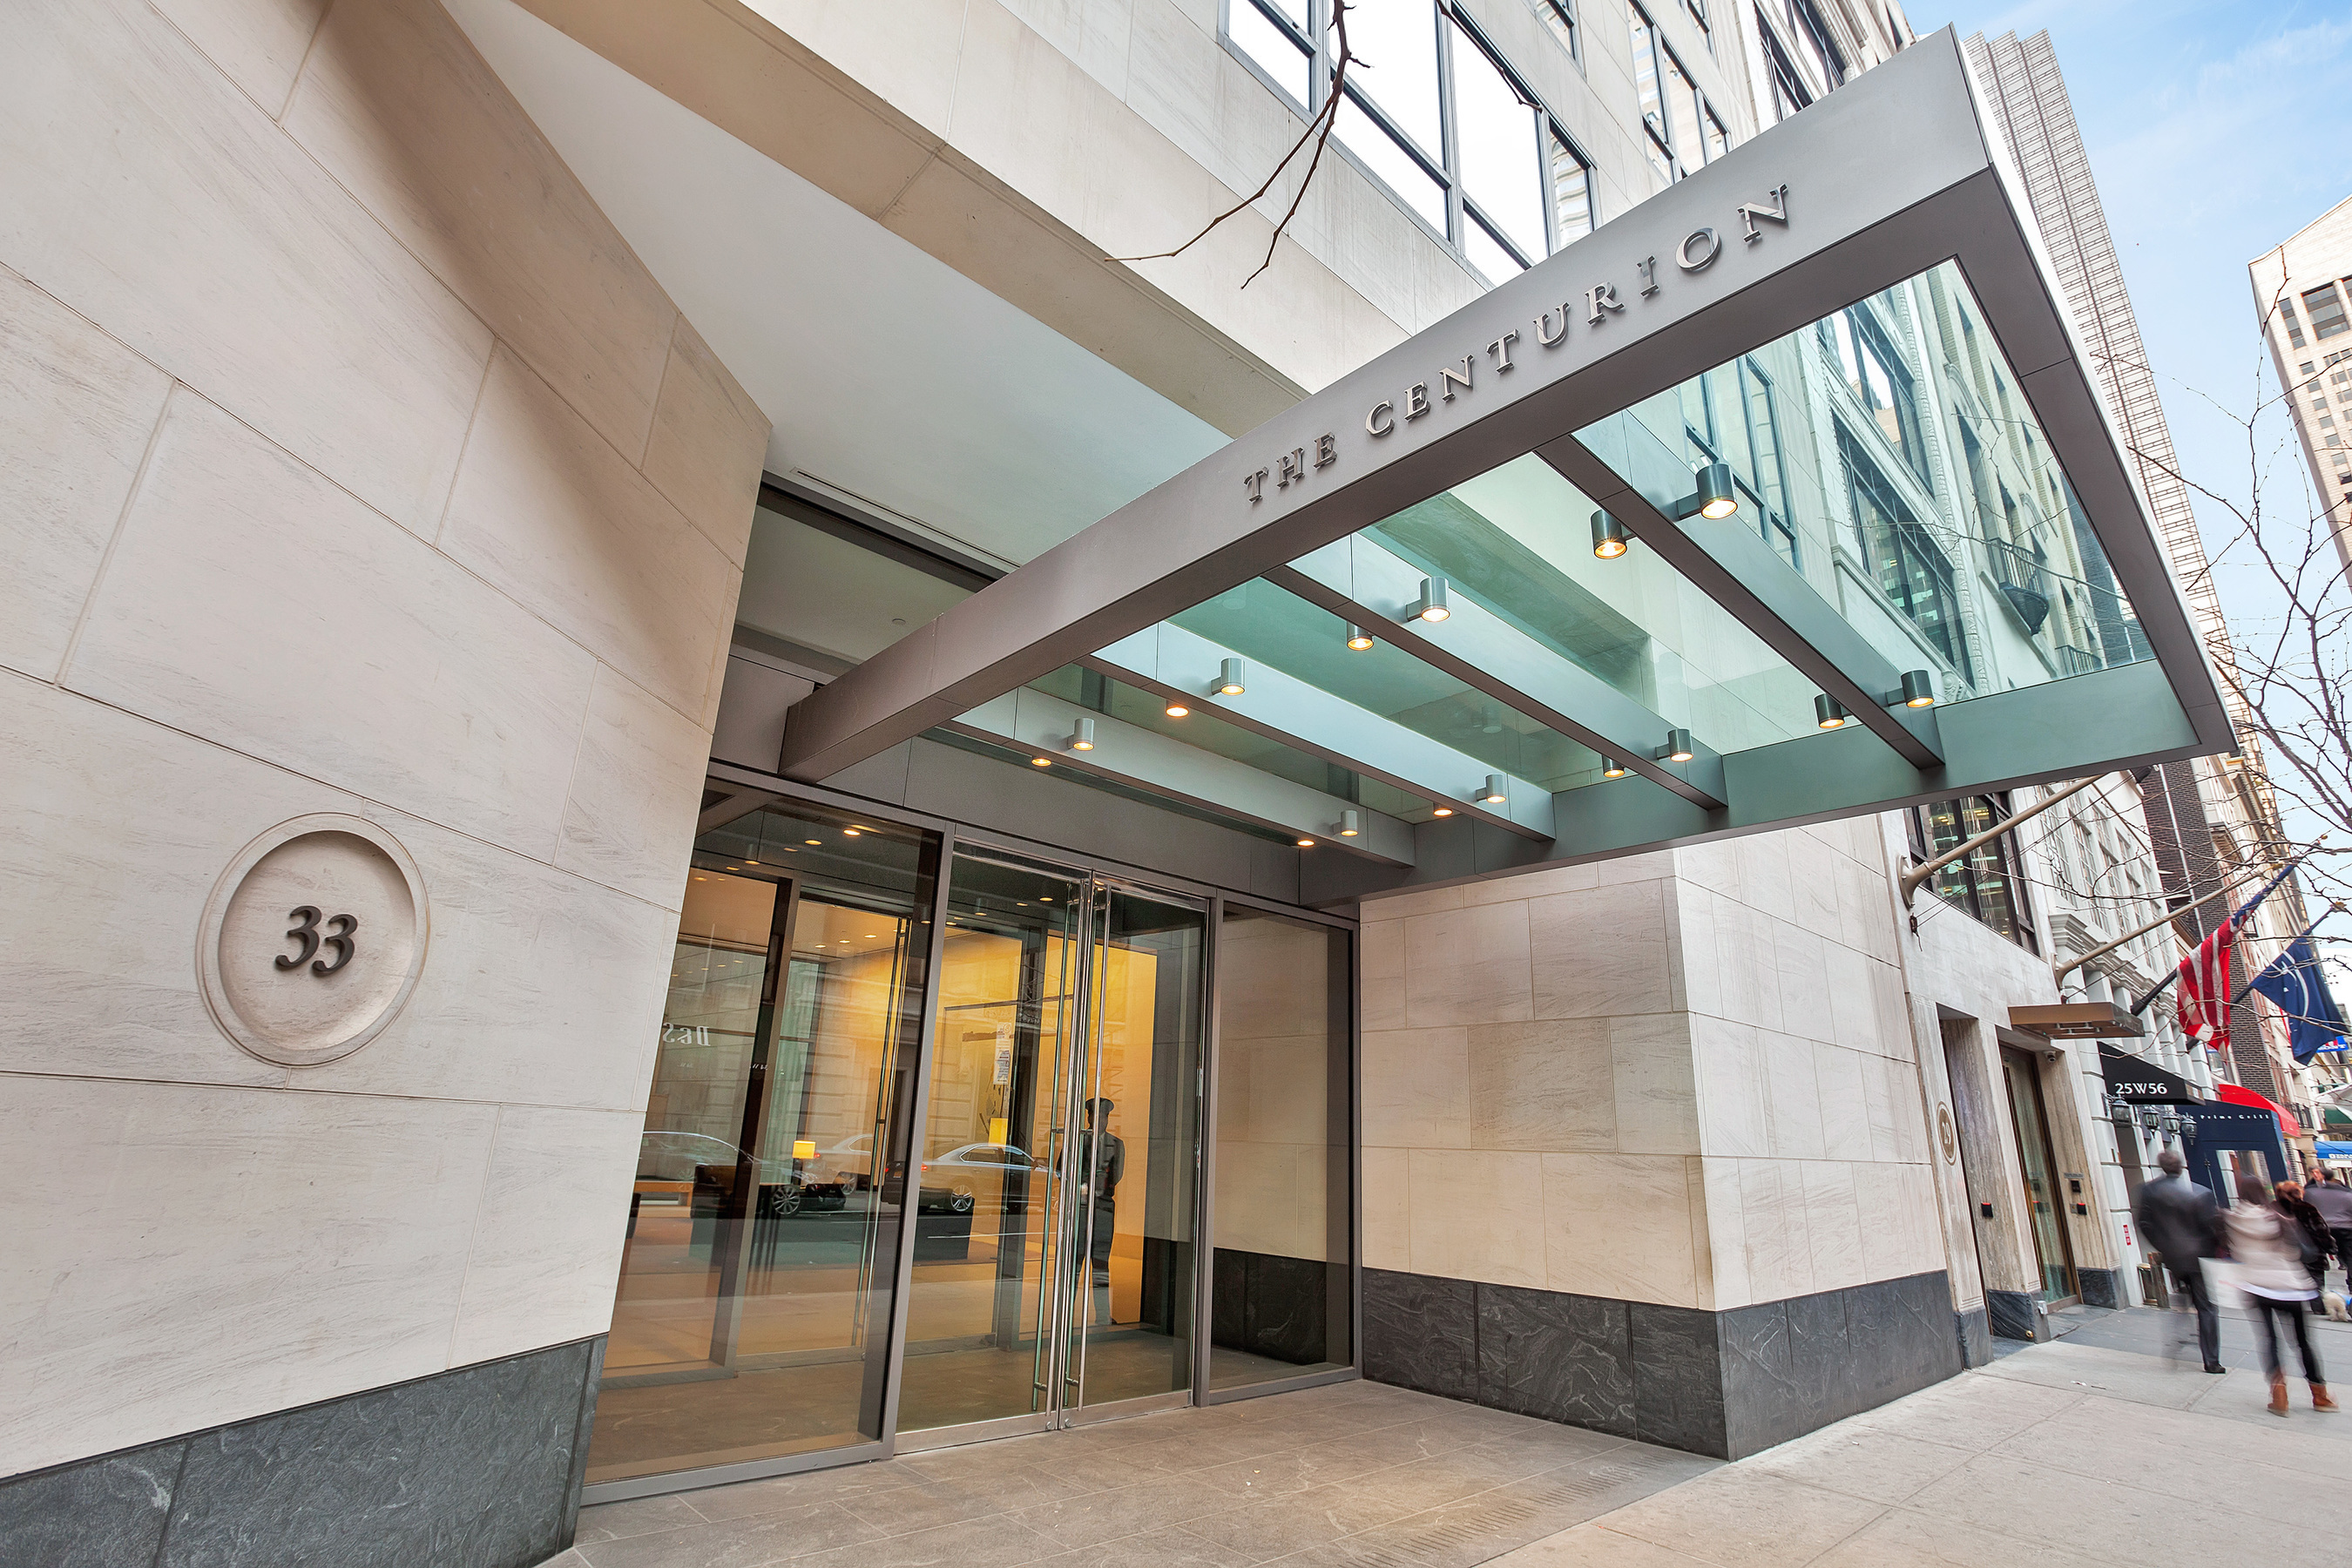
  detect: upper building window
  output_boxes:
[1839,424,1970,680]
[1681,0,1713,51]
[1825,303,1925,478]
[1791,0,1848,87]
[1535,0,1578,59]
[2280,295,2308,348]
[1627,3,1725,191]
[2304,283,2350,340]
[1223,1,1598,282]
[1909,795,2037,950]
[1756,10,1811,121]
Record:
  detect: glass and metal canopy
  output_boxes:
[778,31,2227,900]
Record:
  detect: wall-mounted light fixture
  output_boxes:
[1591,510,1629,559]
[1215,658,1246,696]
[1668,462,1739,522]
[1410,576,1451,622]
[1336,810,1362,838]
[1479,774,1507,805]
[1654,728,1695,763]
[1066,717,1096,752]
[1346,623,1375,651]
[1883,670,1936,709]
[1815,694,1849,730]
[1601,758,1628,779]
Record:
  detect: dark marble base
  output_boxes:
[1955,1305,1994,1367]
[1212,1247,1330,1368]
[1364,1269,1962,1460]
[1986,1288,2044,1342]
[2078,1267,2121,1308]
[0,1337,602,1568]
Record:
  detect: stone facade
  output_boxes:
[0,0,766,1528]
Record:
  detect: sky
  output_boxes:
[1921,0,2352,967]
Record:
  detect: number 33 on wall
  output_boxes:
[275,905,358,975]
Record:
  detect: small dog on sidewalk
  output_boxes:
[2325,1291,2351,1323]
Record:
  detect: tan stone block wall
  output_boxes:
[1361,820,1948,1314]
[0,0,767,1474]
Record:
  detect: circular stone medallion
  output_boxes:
[198,814,429,1066]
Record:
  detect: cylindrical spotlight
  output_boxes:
[1896,670,1936,708]
[1694,462,1738,519]
[1415,576,1451,622]
[1480,774,1507,805]
[1067,716,1096,752]
[1656,728,1695,763]
[1337,809,1362,838]
[1216,657,1246,696]
[1346,623,1375,651]
[1602,759,1628,779]
[1814,694,1849,730]
[1592,510,1630,559]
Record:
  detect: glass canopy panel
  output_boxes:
[1025,666,1439,821]
[1350,456,1819,757]
[1575,260,2153,708]
[1166,579,1605,791]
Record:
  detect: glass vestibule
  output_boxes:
[896,854,1208,1436]
[585,798,1355,1491]
[588,806,936,1487]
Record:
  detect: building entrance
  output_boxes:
[896,852,1206,1442]
[2000,1046,2080,1306]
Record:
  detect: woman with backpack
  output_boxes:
[2222,1173,2337,1416]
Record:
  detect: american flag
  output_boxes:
[2176,860,2301,1051]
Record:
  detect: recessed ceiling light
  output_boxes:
[844,828,862,837]
[1032,756,1052,767]
[1166,702,1189,718]
[805,839,822,846]
[1432,807,1453,817]
[1296,837,1316,848]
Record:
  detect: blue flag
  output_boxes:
[2248,934,2349,1062]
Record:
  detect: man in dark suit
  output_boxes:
[2134,1148,2226,1373]
[1076,1097,1124,1327]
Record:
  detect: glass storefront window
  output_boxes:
[1210,906,1353,1389]
[586,805,936,1486]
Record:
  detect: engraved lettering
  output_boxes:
[1367,402,1396,436]
[1737,185,1790,243]
[1438,357,1473,402]
[1536,308,1571,347]
[1677,227,1722,271]
[1586,284,1624,325]
[1404,383,1431,420]
[1487,331,1520,372]
[1314,432,1338,468]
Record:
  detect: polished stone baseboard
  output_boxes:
[1986,1287,2045,1342]
[0,1336,603,1568]
[1213,1246,1330,1367]
[2078,1267,2122,1308]
[1362,1268,1962,1460]
[1955,1304,1995,1366]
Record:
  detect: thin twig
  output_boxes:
[1114,3,1358,287]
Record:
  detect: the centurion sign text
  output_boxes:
[1240,185,1791,507]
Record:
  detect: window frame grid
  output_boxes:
[1627,1,1728,190]
[1220,0,1600,283]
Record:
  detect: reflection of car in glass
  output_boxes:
[813,1132,876,1190]
[881,1143,1037,1215]
[634,1130,846,1217]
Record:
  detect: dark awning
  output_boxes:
[2099,1043,2203,1105]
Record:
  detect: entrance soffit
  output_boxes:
[775,30,2230,899]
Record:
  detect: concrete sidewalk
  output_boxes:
[1503,1304,2352,1566]
[547,1307,2352,1568]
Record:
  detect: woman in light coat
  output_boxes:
[2222,1174,2337,1416]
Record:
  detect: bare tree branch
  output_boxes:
[1114,3,1358,288]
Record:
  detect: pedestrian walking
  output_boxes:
[2220,1174,2337,1416]
[2307,1171,2352,1290]
[2133,1149,2227,1373]
[2277,1179,2334,1315]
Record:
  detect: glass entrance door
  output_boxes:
[2000,1046,2079,1305]
[896,853,1206,1438]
